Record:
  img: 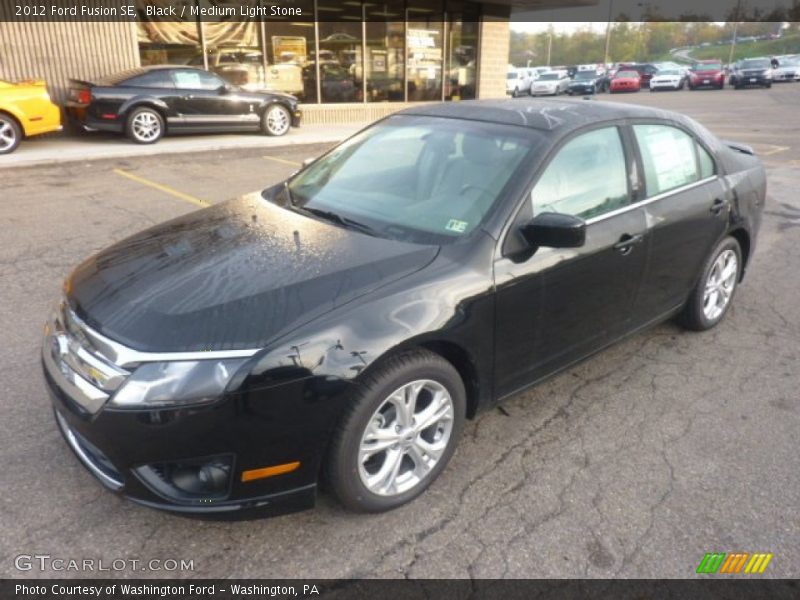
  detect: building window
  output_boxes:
[135,1,483,106]
[200,19,266,92]
[317,2,364,103]
[406,1,444,101]
[137,14,203,66]
[445,2,478,100]
[365,2,405,102]
[265,1,317,103]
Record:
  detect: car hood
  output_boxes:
[67,193,439,353]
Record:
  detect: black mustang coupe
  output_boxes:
[44,99,765,516]
[65,65,301,143]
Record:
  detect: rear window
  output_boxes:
[95,68,148,86]
[124,70,174,89]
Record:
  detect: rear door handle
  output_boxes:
[613,233,644,254]
[710,198,727,215]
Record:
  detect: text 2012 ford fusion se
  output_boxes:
[43,100,765,516]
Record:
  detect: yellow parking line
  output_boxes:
[113,169,210,208]
[758,145,789,156]
[263,155,301,167]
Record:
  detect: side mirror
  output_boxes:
[520,212,586,249]
[218,84,234,94]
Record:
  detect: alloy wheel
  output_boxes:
[358,379,454,497]
[131,111,161,143]
[703,249,738,321]
[265,106,290,135]
[0,117,18,152]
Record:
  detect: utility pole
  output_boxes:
[604,0,614,65]
[728,0,742,66]
[546,34,553,66]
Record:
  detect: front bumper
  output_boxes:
[568,84,596,95]
[44,355,324,515]
[734,74,771,87]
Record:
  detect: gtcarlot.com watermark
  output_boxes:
[14,554,195,573]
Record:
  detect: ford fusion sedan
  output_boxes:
[65,65,301,144]
[609,70,641,93]
[530,72,570,96]
[44,99,764,516]
[0,78,61,154]
[688,60,725,90]
[649,69,685,92]
[730,58,773,89]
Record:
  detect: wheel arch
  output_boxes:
[357,338,484,420]
[728,227,751,280]
[0,108,25,138]
[121,100,169,131]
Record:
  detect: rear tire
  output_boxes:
[126,107,164,144]
[325,349,466,513]
[678,236,742,331]
[0,113,22,155]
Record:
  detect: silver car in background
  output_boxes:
[530,71,570,96]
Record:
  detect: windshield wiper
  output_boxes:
[299,207,378,236]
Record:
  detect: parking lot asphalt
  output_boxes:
[1,84,799,579]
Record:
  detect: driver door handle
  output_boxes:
[613,233,644,254]
[183,94,195,100]
[710,198,727,215]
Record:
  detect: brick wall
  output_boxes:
[477,10,512,99]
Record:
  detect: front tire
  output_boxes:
[262,104,291,136]
[126,107,164,144]
[678,236,742,331]
[0,113,21,154]
[325,350,466,513]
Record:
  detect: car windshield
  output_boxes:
[657,69,679,76]
[694,63,721,71]
[285,116,543,244]
[507,72,518,79]
[616,71,637,78]
[741,59,769,69]
[575,72,596,80]
[538,73,559,81]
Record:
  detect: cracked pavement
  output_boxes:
[1,86,798,579]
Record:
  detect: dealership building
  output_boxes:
[0,0,588,124]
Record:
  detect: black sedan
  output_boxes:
[43,99,764,516]
[65,66,301,144]
[567,71,603,95]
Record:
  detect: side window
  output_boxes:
[172,70,225,91]
[697,142,716,179]
[124,71,174,89]
[633,124,699,197]
[532,127,629,220]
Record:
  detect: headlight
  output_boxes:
[109,358,248,409]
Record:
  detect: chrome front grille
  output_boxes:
[43,301,130,414]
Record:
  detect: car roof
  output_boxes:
[396,98,682,134]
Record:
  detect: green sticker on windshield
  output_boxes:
[445,219,468,233]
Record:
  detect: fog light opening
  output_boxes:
[134,455,234,503]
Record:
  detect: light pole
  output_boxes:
[604,0,614,65]
[728,0,743,66]
[546,33,553,66]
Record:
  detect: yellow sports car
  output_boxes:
[0,79,62,154]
